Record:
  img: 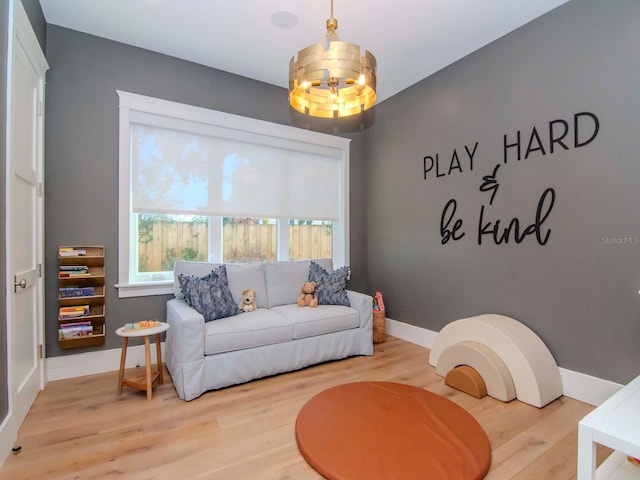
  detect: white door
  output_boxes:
[1,0,48,463]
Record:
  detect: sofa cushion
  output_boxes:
[174,260,268,309]
[308,261,351,306]
[225,262,269,309]
[174,260,222,299]
[178,266,241,322]
[265,258,333,308]
[204,309,293,355]
[272,304,360,339]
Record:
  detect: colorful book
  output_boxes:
[59,265,89,272]
[59,322,93,335]
[59,321,92,328]
[58,325,93,340]
[59,305,90,319]
[59,248,87,257]
[59,286,96,298]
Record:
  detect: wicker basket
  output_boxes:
[372,310,386,344]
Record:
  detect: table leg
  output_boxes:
[155,333,163,385]
[117,337,128,395]
[144,336,152,401]
[577,423,597,480]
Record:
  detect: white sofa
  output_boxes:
[165,258,374,401]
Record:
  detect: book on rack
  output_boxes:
[59,323,93,339]
[59,320,92,329]
[59,247,87,257]
[59,286,96,298]
[59,265,89,272]
[59,272,92,278]
[59,305,90,319]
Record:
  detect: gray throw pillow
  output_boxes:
[308,261,351,306]
[178,265,241,321]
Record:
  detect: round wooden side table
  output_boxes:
[116,322,169,401]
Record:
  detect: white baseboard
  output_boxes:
[557,367,622,406]
[46,319,622,406]
[46,343,166,382]
[385,317,439,348]
[385,318,622,406]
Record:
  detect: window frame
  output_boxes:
[116,91,350,298]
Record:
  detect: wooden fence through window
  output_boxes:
[138,221,332,271]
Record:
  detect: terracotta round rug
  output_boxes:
[295,381,491,480]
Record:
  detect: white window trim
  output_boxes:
[116,91,350,298]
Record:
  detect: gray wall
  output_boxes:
[43,0,640,386]
[44,25,369,356]
[365,0,640,384]
[19,0,44,50]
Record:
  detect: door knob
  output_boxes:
[14,278,26,291]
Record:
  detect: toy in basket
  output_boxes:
[373,291,386,344]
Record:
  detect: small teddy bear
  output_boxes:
[239,289,257,312]
[297,281,318,308]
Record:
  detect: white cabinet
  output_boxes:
[578,374,640,479]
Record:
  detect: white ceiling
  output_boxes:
[39,0,569,103]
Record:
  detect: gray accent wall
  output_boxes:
[43,0,640,386]
[365,0,640,384]
[20,0,44,50]
[44,25,369,356]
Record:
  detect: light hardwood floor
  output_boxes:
[0,336,612,479]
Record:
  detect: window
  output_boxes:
[117,91,350,297]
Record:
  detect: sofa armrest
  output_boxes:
[166,298,206,364]
[347,290,373,333]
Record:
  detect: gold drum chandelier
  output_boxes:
[288,0,377,118]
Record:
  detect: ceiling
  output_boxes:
[39,0,569,103]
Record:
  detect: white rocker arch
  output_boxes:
[435,340,516,403]
[429,314,563,408]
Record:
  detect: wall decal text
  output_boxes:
[423,142,478,179]
[430,111,599,246]
[503,112,599,163]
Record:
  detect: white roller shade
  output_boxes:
[131,118,341,220]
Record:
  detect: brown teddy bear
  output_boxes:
[297,281,318,308]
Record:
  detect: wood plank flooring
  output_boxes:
[0,336,613,479]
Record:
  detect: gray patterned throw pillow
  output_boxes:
[178,265,241,321]
[308,261,351,306]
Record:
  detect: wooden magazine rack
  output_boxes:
[57,246,105,349]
